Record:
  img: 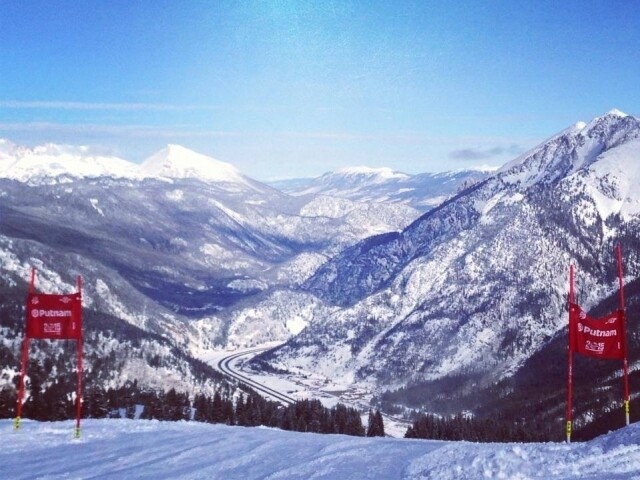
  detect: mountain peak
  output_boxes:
[497,109,639,186]
[605,108,628,118]
[140,145,246,184]
[573,121,587,131]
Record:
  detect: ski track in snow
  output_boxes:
[2,419,640,479]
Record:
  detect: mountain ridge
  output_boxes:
[273,166,490,212]
[257,110,640,407]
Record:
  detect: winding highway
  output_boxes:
[216,347,296,405]
[216,346,412,436]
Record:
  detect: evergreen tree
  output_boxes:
[367,409,385,437]
[23,359,44,419]
[332,404,348,434]
[212,391,226,423]
[296,415,307,432]
[193,393,209,423]
[249,399,262,426]
[41,382,72,420]
[125,403,136,419]
[366,409,375,436]
[345,409,365,436]
[140,391,163,420]
[86,386,110,419]
[0,385,16,419]
[164,388,188,421]
[223,397,235,425]
[235,394,246,426]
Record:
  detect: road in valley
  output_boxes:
[216,346,296,405]
[214,346,412,437]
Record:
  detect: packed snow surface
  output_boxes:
[3,419,640,479]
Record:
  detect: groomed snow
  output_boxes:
[3,419,640,479]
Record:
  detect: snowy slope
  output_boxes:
[3,419,640,479]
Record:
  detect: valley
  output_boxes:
[2,109,640,442]
[206,343,411,437]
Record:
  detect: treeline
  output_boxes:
[134,390,371,437]
[404,413,554,443]
[0,378,379,438]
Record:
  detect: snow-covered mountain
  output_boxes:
[272,166,491,212]
[0,141,258,187]
[258,110,640,406]
[0,142,427,364]
[0,141,141,182]
[140,144,249,185]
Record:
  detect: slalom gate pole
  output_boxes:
[616,244,630,426]
[16,268,36,431]
[75,275,83,439]
[566,263,575,443]
[14,338,30,431]
[29,268,36,293]
[75,337,83,439]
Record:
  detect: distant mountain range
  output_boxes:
[0,139,473,398]
[270,166,492,212]
[0,140,256,184]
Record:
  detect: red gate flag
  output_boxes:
[569,302,624,360]
[16,269,84,438]
[566,244,631,444]
[26,292,82,339]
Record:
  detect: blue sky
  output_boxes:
[1,1,639,180]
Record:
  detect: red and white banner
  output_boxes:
[16,269,84,438]
[566,244,631,444]
[26,293,82,339]
[569,303,624,360]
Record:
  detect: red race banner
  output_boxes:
[26,293,82,339]
[16,270,84,438]
[569,303,624,360]
[566,244,631,443]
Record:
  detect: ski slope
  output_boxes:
[2,419,640,479]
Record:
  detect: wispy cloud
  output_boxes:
[0,122,540,154]
[0,122,239,138]
[449,144,524,161]
[0,100,222,112]
[0,122,376,141]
